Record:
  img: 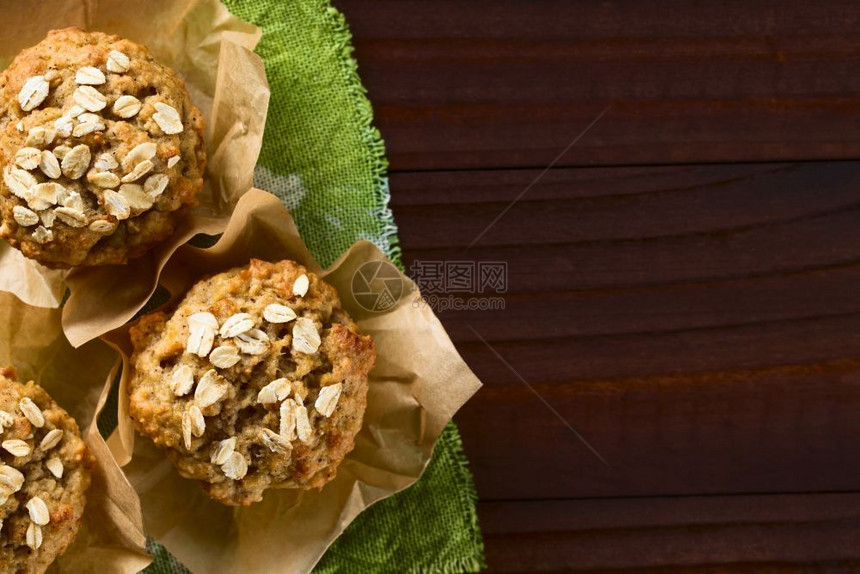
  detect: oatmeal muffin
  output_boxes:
[128,259,375,506]
[0,28,205,268]
[0,367,93,573]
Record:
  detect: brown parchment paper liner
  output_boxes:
[0,0,270,347]
[0,291,151,572]
[99,188,483,573]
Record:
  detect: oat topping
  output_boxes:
[29,182,61,210]
[263,303,297,324]
[72,85,107,112]
[39,428,63,451]
[45,457,63,479]
[153,102,183,134]
[189,312,219,331]
[119,183,153,211]
[314,383,343,418]
[53,116,73,138]
[26,127,56,148]
[144,173,169,199]
[220,451,247,480]
[18,76,49,111]
[209,345,241,369]
[181,409,193,450]
[89,171,120,188]
[72,115,105,137]
[2,439,31,457]
[293,274,309,297]
[295,403,312,443]
[4,167,37,199]
[103,189,131,220]
[219,313,254,338]
[279,399,297,440]
[173,281,342,478]
[112,94,141,118]
[123,141,156,167]
[32,225,53,244]
[66,105,85,119]
[171,365,195,397]
[292,317,321,354]
[55,206,87,228]
[0,465,24,491]
[1,33,197,259]
[26,522,42,551]
[234,329,269,355]
[121,158,153,183]
[188,404,205,438]
[75,66,106,85]
[260,428,291,453]
[210,438,236,465]
[39,149,62,179]
[94,152,118,171]
[257,378,291,404]
[12,205,39,227]
[38,209,56,228]
[0,410,14,429]
[26,496,50,525]
[106,49,131,73]
[186,325,215,358]
[88,219,115,234]
[15,147,41,170]
[194,370,228,408]
[20,397,45,428]
[129,261,375,504]
[0,369,94,569]
[60,144,91,180]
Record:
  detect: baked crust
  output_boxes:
[128,259,375,506]
[0,367,93,574]
[0,28,205,268]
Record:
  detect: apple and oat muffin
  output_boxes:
[0,367,93,574]
[128,259,375,506]
[0,27,205,268]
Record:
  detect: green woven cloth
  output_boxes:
[141,1,485,572]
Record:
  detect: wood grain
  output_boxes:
[481,494,860,572]
[334,1,860,570]
[389,163,860,561]
[337,0,860,170]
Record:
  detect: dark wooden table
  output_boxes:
[335,1,860,571]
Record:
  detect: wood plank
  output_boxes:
[336,0,860,170]
[457,355,860,500]
[385,162,860,499]
[391,162,860,293]
[480,495,860,572]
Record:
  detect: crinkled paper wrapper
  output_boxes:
[0,291,151,572]
[100,189,483,573]
[0,0,270,349]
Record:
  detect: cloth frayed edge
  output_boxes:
[323,5,403,270]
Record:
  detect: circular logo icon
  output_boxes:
[351,260,403,312]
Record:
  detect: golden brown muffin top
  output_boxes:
[0,28,205,268]
[0,367,93,574]
[129,259,375,506]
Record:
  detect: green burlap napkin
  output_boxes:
[142,1,485,572]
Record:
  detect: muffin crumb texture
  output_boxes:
[128,259,376,506]
[0,27,205,267]
[0,367,93,574]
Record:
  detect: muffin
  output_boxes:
[128,259,375,506]
[0,28,206,268]
[0,367,93,573]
